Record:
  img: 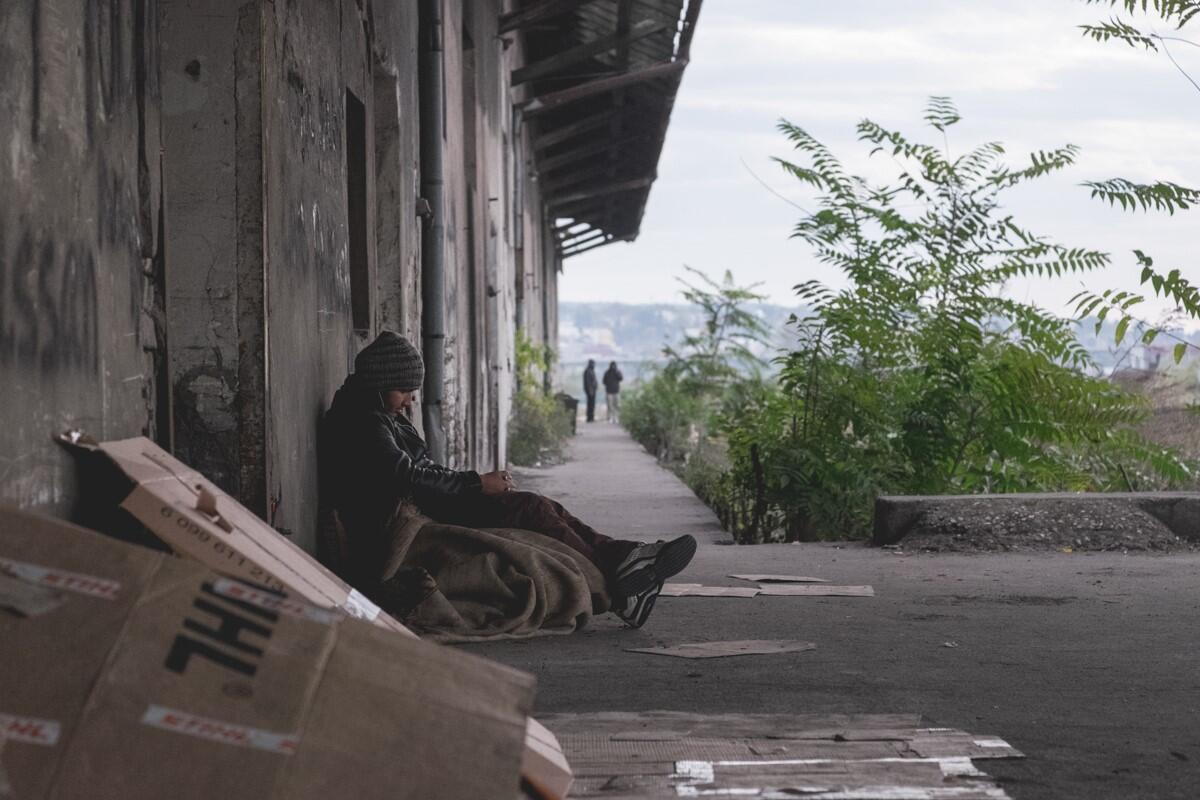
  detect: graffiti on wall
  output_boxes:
[3,0,147,375]
[0,223,101,374]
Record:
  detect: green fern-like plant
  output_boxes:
[1075,1,1200,361]
[1080,1,1200,49]
[716,98,1193,541]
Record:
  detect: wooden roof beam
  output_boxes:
[533,111,613,151]
[512,18,669,85]
[538,133,648,173]
[517,59,688,115]
[498,0,603,35]
[555,222,594,239]
[549,176,654,209]
[562,234,624,258]
[551,196,608,218]
[540,162,611,194]
[560,228,608,250]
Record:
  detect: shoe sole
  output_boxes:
[613,535,697,599]
[624,587,658,628]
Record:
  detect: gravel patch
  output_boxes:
[899,497,1197,553]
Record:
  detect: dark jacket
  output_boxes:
[583,364,597,395]
[602,366,623,394]
[323,374,481,580]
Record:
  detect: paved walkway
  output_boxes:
[464,423,1200,800]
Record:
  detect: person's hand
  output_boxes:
[480,470,516,495]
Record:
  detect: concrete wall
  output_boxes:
[159,0,241,498]
[2,0,566,552]
[442,0,516,471]
[0,0,165,514]
[371,2,422,346]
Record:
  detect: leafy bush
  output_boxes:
[508,329,571,466]
[622,269,768,461]
[626,100,1194,544]
[718,99,1193,541]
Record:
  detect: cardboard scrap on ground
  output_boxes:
[523,718,574,800]
[662,582,875,598]
[758,584,875,597]
[625,640,817,659]
[0,507,535,799]
[729,574,829,584]
[659,583,760,597]
[541,712,1024,799]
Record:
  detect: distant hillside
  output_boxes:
[559,301,801,363]
[559,302,1200,371]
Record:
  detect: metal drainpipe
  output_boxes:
[418,0,446,463]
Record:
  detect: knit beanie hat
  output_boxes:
[354,331,424,391]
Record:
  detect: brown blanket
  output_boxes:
[372,505,611,643]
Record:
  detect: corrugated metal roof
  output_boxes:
[506,0,701,259]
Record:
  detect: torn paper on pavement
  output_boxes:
[625,640,817,659]
[757,584,875,597]
[662,583,875,598]
[729,574,830,583]
[659,584,760,597]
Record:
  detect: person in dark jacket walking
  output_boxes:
[324,332,695,627]
[602,361,623,423]
[582,359,598,423]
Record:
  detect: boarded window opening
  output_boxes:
[345,88,370,334]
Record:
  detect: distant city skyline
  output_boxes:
[559,0,1200,329]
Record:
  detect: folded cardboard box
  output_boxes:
[74,435,574,798]
[86,437,411,636]
[0,507,536,799]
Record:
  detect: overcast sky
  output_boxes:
[559,0,1200,327]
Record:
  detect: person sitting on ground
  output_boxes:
[324,331,696,627]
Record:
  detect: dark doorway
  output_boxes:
[345,88,370,334]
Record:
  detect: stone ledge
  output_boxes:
[873,492,1200,546]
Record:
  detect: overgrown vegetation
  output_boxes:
[508,329,571,466]
[622,268,769,465]
[623,100,1194,543]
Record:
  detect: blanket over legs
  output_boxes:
[371,505,611,642]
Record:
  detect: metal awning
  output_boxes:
[503,0,701,259]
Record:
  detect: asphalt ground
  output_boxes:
[461,422,1200,800]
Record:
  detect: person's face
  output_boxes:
[382,389,416,416]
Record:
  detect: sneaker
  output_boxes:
[613,581,662,628]
[611,535,697,600]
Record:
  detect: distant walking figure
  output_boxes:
[603,361,623,423]
[583,359,598,423]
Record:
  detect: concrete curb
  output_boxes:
[872,492,1200,546]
